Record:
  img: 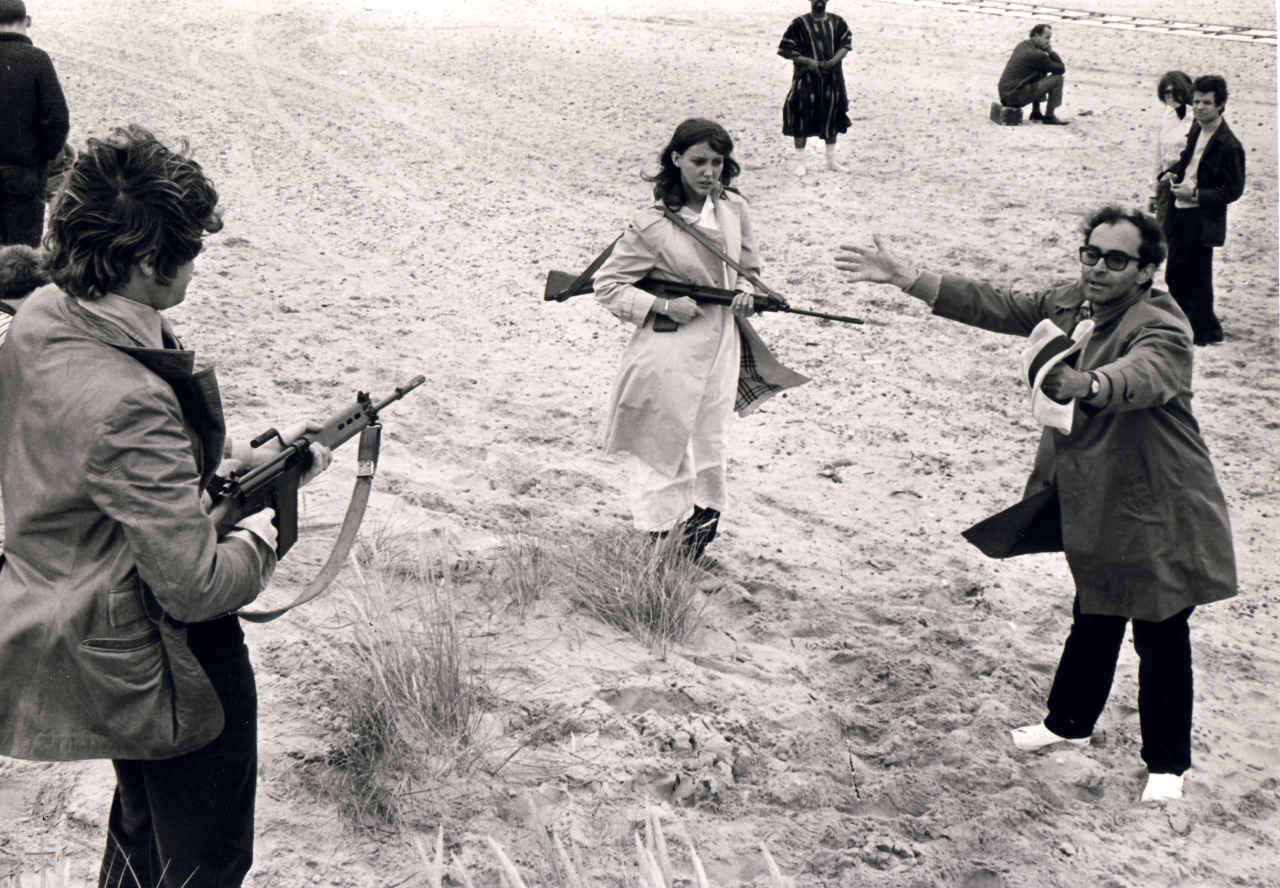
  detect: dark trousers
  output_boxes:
[1164,208,1222,342]
[1001,73,1064,114]
[98,620,257,888]
[1043,597,1194,774]
[0,195,44,247]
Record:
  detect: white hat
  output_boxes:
[1021,317,1095,434]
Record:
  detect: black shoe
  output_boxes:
[680,506,720,561]
[1041,115,1068,126]
[1028,110,1044,121]
[1196,329,1224,346]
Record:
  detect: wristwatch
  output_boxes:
[1087,372,1101,398]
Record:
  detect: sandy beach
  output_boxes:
[1,0,1277,885]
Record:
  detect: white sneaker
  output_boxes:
[1010,723,1090,750]
[1141,772,1184,802]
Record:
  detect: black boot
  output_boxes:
[680,506,720,561]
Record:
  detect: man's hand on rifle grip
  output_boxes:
[236,507,278,552]
[730,291,756,317]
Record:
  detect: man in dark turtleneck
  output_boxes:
[0,0,69,246]
[834,206,1237,804]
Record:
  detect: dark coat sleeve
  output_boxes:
[34,50,69,163]
[1197,130,1246,208]
[777,17,810,59]
[1045,50,1066,74]
[927,274,1067,337]
[1081,315,1191,416]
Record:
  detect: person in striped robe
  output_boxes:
[777,0,852,175]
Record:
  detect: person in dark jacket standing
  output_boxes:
[835,206,1237,804]
[1160,74,1245,345]
[0,0,68,246]
[998,24,1067,125]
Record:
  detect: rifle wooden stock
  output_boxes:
[543,270,864,325]
[209,375,425,556]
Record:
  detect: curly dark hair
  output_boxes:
[1157,70,1193,118]
[645,118,741,211]
[1082,205,1166,274]
[45,126,222,301]
[1192,74,1228,107]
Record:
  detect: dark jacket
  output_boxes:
[912,272,1237,622]
[1168,118,1245,247]
[0,32,69,170]
[0,286,275,760]
[998,39,1065,101]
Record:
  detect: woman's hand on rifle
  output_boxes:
[658,295,702,325]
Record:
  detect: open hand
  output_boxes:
[834,235,918,289]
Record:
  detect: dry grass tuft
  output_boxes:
[410,808,792,887]
[495,531,556,617]
[558,529,707,658]
[323,532,488,826]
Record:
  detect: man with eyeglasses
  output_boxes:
[1159,74,1245,346]
[834,206,1236,803]
[0,0,69,246]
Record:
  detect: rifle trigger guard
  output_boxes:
[356,423,381,478]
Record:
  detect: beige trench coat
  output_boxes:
[594,193,809,477]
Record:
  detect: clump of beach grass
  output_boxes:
[558,529,707,658]
[324,532,488,827]
[495,530,557,617]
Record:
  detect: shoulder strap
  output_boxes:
[550,235,622,300]
[660,208,784,299]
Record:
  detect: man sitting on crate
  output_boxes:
[998,24,1067,125]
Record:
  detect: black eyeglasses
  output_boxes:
[1079,246,1141,271]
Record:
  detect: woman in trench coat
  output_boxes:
[594,118,807,559]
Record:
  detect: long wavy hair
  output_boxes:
[1157,71,1193,119]
[644,118,741,211]
[45,126,222,301]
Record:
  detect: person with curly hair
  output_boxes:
[0,125,330,887]
[1159,74,1245,345]
[836,206,1236,803]
[594,118,807,561]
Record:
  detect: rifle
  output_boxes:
[209,375,425,558]
[544,269,864,327]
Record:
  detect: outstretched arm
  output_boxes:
[834,235,920,291]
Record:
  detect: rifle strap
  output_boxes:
[555,235,622,299]
[237,424,382,623]
[660,207,786,300]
